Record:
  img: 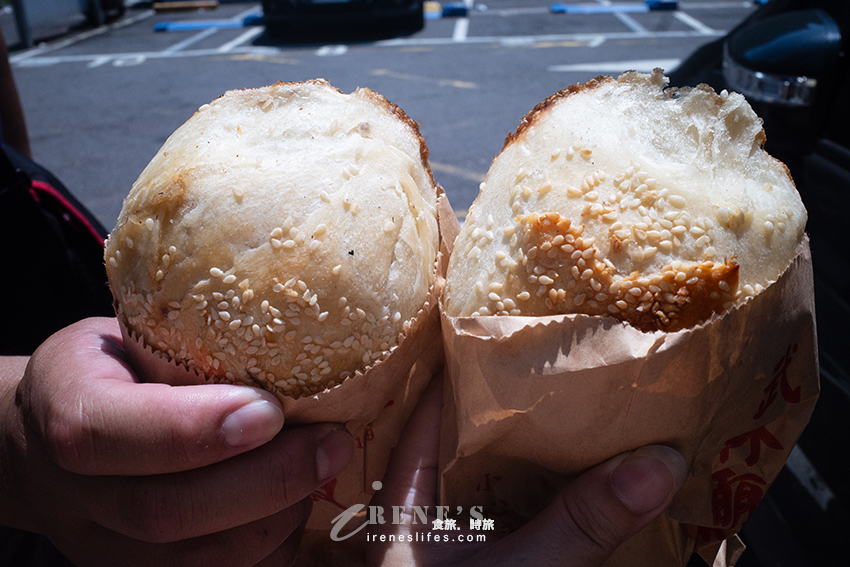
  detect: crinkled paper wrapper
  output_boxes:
[119,190,461,565]
[439,239,818,567]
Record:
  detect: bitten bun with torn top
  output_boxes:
[105,79,439,398]
[444,69,807,332]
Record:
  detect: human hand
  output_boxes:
[367,376,687,566]
[0,317,354,566]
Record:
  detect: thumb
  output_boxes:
[20,317,286,476]
[496,445,687,567]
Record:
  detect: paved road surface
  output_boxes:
[8,0,756,228]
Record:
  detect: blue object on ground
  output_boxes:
[550,1,678,14]
[550,3,649,15]
[646,0,677,10]
[154,16,263,32]
[442,2,469,17]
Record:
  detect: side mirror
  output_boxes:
[723,9,842,107]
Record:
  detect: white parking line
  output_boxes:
[10,9,155,63]
[452,0,475,42]
[216,27,264,53]
[549,58,683,73]
[614,12,648,34]
[163,27,219,54]
[453,18,470,42]
[377,28,724,47]
[594,0,649,36]
[674,11,718,34]
[11,27,726,67]
[683,1,752,8]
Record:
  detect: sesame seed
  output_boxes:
[210,267,224,278]
[223,275,237,284]
[145,218,154,230]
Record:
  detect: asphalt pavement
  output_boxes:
[7,0,756,229]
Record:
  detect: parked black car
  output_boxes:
[671,0,850,565]
[261,0,424,40]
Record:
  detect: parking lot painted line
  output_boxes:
[371,68,477,89]
[10,9,155,63]
[592,0,650,35]
[316,45,349,57]
[453,18,470,42]
[376,28,724,47]
[683,1,751,8]
[216,26,264,53]
[431,161,485,183]
[673,10,717,34]
[162,26,219,53]
[549,58,682,72]
[11,27,725,68]
[452,0,475,42]
[614,11,649,34]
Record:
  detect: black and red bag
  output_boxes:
[0,144,114,355]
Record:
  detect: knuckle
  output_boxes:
[40,402,94,473]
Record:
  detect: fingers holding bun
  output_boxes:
[444,70,807,332]
[106,80,439,398]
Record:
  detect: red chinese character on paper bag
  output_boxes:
[754,343,801,419]
[311,477,348,510]
[475,472,501,493]
[354,425,375,449]
[711,468,767,528]
[695,526,729,547]
[720,425,784,467]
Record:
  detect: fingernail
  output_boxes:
[316,426,355,483]
[610,445,687,514]
[222,399,284,448]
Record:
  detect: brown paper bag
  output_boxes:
[120,190,461,564]
[439,239,818,566]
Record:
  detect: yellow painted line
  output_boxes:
[371,69,476,89]
[527,40,590,48]
[225,53,299,64]
[430,161,486,183]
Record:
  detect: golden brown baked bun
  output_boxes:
[106,80,439,397]
[444,70,807,332]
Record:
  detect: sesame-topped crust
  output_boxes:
[444,70,807,331]
[105,80,439,397]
